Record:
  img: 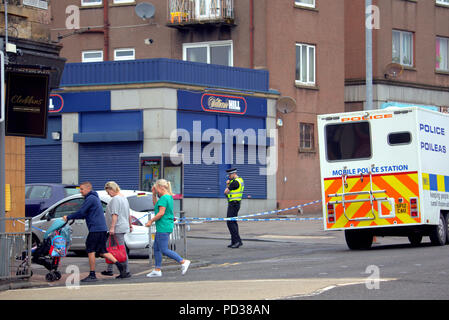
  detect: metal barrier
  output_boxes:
[0,218,32,281]
[148,211,187,268]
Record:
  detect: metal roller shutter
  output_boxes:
[233,144,267,199]
[183,143,220,198]
[79,142,142,190]
[26,145,62,183]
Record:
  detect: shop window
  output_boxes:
[392,30,414,67]
[299,122,315,152]
[183,41,233,67]
[296,43,316,86]
[82,50,103,63]
[436,37,449,71]
[114,48,135,61]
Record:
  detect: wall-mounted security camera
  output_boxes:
[144,38,154,45]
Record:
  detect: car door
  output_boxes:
[50,198,88,249]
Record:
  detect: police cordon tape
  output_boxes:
[178,199,323,223]
[18,199,323,233]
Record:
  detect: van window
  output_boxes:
[326,122,371,161]
[388,132,411,145]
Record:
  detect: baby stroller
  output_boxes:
[31,218,72,282]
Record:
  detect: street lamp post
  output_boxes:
[365,0,373,111]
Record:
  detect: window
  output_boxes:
[81,0,102,6]
[183,41,233,66]
[295,0,315,8]
[26,185,52,200]
[436,0,449,6]
[299,123,315,152]
[196,0,221,19]
[127,195,154,212]
[22,0,48,10]
[436,37,449,71]
[114,48,135,61]
[388,132,411,145]
[113,0,134,3]
[82,50,103,63]
[326,122,372,161]
[52,199,84,219]
[392,30,414,67]
[296,43,316,85]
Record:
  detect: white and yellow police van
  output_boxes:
[317,107,449,249]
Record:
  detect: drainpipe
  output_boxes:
[249,0,254,69]
[103,0,109,61]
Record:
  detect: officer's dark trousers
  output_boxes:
[226,200,242,244]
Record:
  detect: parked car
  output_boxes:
[25,183,79,218]
[30,190,155,255]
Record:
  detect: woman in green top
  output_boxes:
[145,179,190,277]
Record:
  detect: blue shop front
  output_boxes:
[25,59,278,217]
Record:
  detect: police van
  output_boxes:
[317,107,449,249]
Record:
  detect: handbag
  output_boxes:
[105,235,127,264]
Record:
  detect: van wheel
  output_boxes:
[408,233,422,246]
[345,229,373,250]
[429,213,447,246]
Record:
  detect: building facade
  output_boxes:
[26,59,279,218]
[345,0,449,113]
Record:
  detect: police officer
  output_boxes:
[224,168,244,248]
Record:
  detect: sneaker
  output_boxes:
[80,274,98,283]
[146,270,162,278]
[181,260,191,275]
[101,270,114,276]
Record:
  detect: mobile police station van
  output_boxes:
[317,107,449,249]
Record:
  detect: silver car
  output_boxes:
[31,190,154,255]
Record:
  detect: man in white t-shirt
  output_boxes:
[102,181,133,278]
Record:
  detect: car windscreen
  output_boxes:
[325,122,372,161]
[127,195,154,212]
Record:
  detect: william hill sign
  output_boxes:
[5,71,49,138]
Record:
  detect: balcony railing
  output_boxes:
[167,0,234,27]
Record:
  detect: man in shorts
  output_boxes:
[63,182,126,282]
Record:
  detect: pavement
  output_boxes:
[0,209,329,292]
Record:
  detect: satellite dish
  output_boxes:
[384,63,404,79]
[276,96,296,114]
[135,2,155,20]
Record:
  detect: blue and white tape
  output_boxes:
[181,199,322,222]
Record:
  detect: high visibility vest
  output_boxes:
[227,177,244,202]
